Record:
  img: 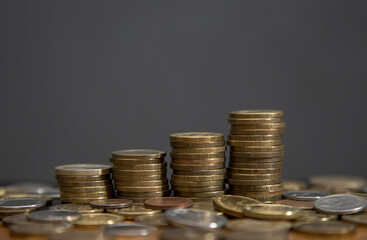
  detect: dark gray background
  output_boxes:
[1,1,366,185]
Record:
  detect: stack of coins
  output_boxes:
[55,164,113,203]
[110,149,170,202]
[169,132,226,199]
[227,110,285,202]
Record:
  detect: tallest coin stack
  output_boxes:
[227,110,285,202]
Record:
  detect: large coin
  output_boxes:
[171,163,224,170]
[295,211,337,222]
[112,163,166,170]
[0,198,46,210]
[292,222,356,235]
[230,183,283,192]
[314,194,367,214]
[27,210,82,223]
[275,199,314,210]
[171,179,224,187]
[229,110,284,118]
[227,173,281,180]
[171,141,225,148]
[112,169,166,176]
[230,157,284,163]
[226,218,291,232]
[107,203,161,220]
[111,149,166,159]
[103,223,157,236]
[229,161,284,168]
[60,191,113,198]
[283,191,328,201]
[161,228,222,240]
[173,169,226,176]
[9,222,73,235]
[213,195,261,217]
[113,174,166,181]
[228,168,282,174]
[60,197,110,204]
[50,204,104,213]
[171,146,226,154]
[169,132,224,143]
[230,128,285,135]
[59,186,112,193]
[165,208,227,229]
[144,197,193,210]
[55,164,112,176]
[228,178,281,186]
[171,158,225,165]
[243,204,303,220]
[90,199,133,209]
[116,190,170,198]
[72,213,124,226]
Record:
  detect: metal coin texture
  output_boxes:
[0,198,46,210]
[72,213,124,226]
[213,195,261,218]
[226,218,292,232]
[106,203,161,220]
[283,191,328,201]
[111,149,166,159]
[170,132,224,143]
[292,221,356,235]
[9,222,73,235]
[90,199,133,209]
[102,223,157,236]
[27,210,82,223]
[144,197,193,210]
[314,194,367,214]
[135,213,168,226]
[243,204,303,220]
[50,204,104,213]
[229,110,284,118]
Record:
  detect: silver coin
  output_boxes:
[9,222,72,235]
[2,214,29,227]
[283,191,328,201]
[102,223,157,236]
[0,198,46,209]
[314,194,367,214]
[26,210,82,223]
[165,208,227,229]
[292,221,356,235]
[161,228,223,240]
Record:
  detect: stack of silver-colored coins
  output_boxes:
[227,110,285,202]
[55,164,114,203]
[170,132,226,199]
[110,149,170,203]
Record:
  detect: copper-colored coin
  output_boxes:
[170,152,225,160]
[227,140,282,147]
[227,173,281,180]
[171,158,225,165]
[90,199,133,209]
[227,168,282,174]
[113,174,166,181]
[231,151,284,158]
[110,158,163,164]
[171,146,226,154]
[230,157,284,163]
[115,185,169,193]
[229,110,284,119]
[111,149,166,159]
[173,169,226,176]
[230,122,286,129]
[112,169,166,176]
[169,132,224,143]
[276,199,314,210]
[114,179,168,187]
[170,180,224,187]
[144,197,193,210]
[231,128,285,135]
[57,179,112,187]
[230,145,284,152]
[112,163,166,170]
[117,190,170,198]
[171,163,224,170]
[170,141,225,148]
[229,134,282,141]
[171,174,226,182]
[172,185,223,193]
[230,183,284,192]
[56,174,110,181]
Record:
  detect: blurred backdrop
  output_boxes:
[0,1,366,184]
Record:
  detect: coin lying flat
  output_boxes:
[50,204,104,213]
[161,228,223,240]
[27,210,82,223]
[213,195,261,218]
[102,223,157,236]
[56,175,110,181]
[107,203,161,220]
[111,149,166,159]
[165,208,227,229]
[226,218,292,232]
[57,179,112,187]
[135,213,168,226]
[169,132,224,143]
[172,174,226,181]
[276,199,314,210]
[171,146,226,153]
[2,214,29,227]
[0,198,46,210]
[243,204,303,220]
[55,164,112,176]
[314,194,367,214]
[170,141,225,148]
[72,213,124,226]
[292,221,356,235]
[144,197,193,210]
[283,191,328,201]
[170,180,224,187]
[295,210,337,222]
[9,222,73,235]
[229,110,284,118]
[90,199,133,209]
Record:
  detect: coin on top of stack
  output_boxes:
[227,110,285,202]
[55,164,113,203]
[170,132,226,199]
[111,149,170,203]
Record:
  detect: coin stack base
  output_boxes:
[227,110,285,202]
[111,149,170,203]
[170,132,226,199]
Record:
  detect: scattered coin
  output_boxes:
[27,210,82,223]
[283,191,328,201]
[213,195,261,217]
[243,204,303,220]
[135,213,168,226]
[2,213,29,227]
[144,197,193,210]
[102,223,157,236]
[292,221,356,235]
[9,222,73,235]
[314,194,367,214]
[276,199,314,210]
[90,199,133,209]
[161,228,223,240]
[72,213,124,226]
[0,198,46,210]
[295,210,338,222]
[50,204,104,213]
[106,203,161,220]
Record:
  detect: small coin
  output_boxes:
[161,228,223,240]
[103,223,157,236]
[230,122,286,129]
[243,204,303,220]
[172,186,223,193]
[174,191,225,198]
[165,208,227,229]
[55,164,112,176]
[228,178,281,186]
[229,110,284,119]
[9,222,73,235]
[170,132,224,143]
[231,128,285,135]
[57,179,112,187]
[50,204,104,213]
[116,190,170,198]
[226,218,292,232]
[227,140,282,147]
[144,197,193,210]
[171,163,224,170]
[111,149,166,159]
[228,168,282,174]
[2,214,29,227]
[314,194,367,214]
[227,173,281,180]
[282,179,308,191]
[107,203,161,220]
[213,195,261,217]
[342,213,367,225]
[112,163,166,170]
[60,197,110,204]
[173,169,226,176]
[170,152,225,159]
[170,141,225,148]
[229,118,282,124]
[114,179,168,187]
[115,185,169,193]
[72,213,124,226]
[59,186,113,193]
[230,145,284,152]
[230,183,284,192]
[0,198,46,210]
[135,213,168,226]
[296,210,338,222]
[113,174,166,181]
[110,158,163,164]
[292,221,356,235]
[170,180,224,187]
[171,158,225,165]
[283,191,328,201]
[27,210,82,223]
[172,174,226,181]
[90,199,133,209]
[309,174,366,191]
[56,174,110,181]
[171,146,226,153]
[112,169,166,176]
[229,134,282,141]
[231,151,284,158]
[276,199,314,210]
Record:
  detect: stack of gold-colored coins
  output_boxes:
[110,149,170,203]
[169,132,226,199]
[227,110,285,202]
[55,164,113,203]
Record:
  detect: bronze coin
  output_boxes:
[144,197,193,210]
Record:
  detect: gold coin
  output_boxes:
[50,204,103,213]
[282,179,308,191]
[171,146,226,153]
[173,169,226,176]
[229,190,283,198]
[230,122,286,129]
[172,185,223,193]
[228,118,282,124]
[60,197,109,204]
[227,179,281,186]
[171,163,224,170]
[112,163,166,170]
[229,134,282,141]
[71,213,124,226]
[230,183,284,192]
[230,145,284,152]
[113,174,166,181]
[213,195,261,217]
[59,186,113,193]
[227,173,281,180]
[107,203,161,220]
[227,140,282,147]
[57,180,112,187]
[112,169,166,175]
[296,210,337,222]
[110,158,163,164]
[171,158,225,165]
[111,149,166,159]
[174,191,225,198]
[229,110,284,119]
[171,174,226,181]
[230,157,284,163]
[170,152,225,159]
[243,204,303,220]
[170,141,225,148]
[229,162,283,169]
[60,191,113,198]
[227,168,282,174]
[226,218,291,232]
[55,164,112,176]
[117,190,170,198]
[251,195,283,202]
[309,174,366,191]
[231,151,284,158]
[115,185,169,192]
[292,221,356,235]
[170,180,224,187]
[231,128,285,135]
[169,132,224,143]
[113,179,168,187]
[56,175,110,181]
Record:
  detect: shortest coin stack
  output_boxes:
[111,149,170,203]
[170,132,226,199]
[55,164,114,203]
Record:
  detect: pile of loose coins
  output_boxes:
[227,110,285,201]
[169,132,226,199]
[110,149,170,202]
[55,164,114,203]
